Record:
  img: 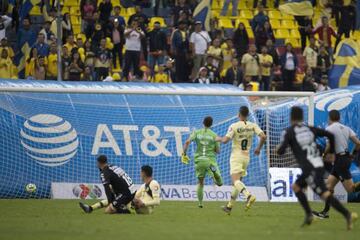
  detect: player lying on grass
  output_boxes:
[182,116,223,208]
[277,107,357,230]
[132,165,161,214]
[216,106,266,214]
[313,110,360,219]
[79,155,137,214]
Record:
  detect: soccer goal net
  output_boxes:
[0,81,314,199]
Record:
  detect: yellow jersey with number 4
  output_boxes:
[226,120,264,158]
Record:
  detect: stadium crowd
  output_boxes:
[0,0,357,91]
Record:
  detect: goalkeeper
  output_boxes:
[182,116,223,208]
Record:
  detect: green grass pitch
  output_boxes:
[1,200,359,240]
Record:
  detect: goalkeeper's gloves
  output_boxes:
[181,153,190,164]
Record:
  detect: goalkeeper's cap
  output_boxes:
[97,155,108,164]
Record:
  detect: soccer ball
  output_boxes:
[25,183,37,193]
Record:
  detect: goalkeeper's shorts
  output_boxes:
[230,155,250,176]
[195,160,222,183]
[112,192,136,214]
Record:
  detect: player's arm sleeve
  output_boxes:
[312,127,335,154]
[189,131,196,141]
[277,130,289,155]
[225,124,235,139]
[144,182,161,207]
[101,170,115,203]
[254,123,264,136]
[135,186,142,198]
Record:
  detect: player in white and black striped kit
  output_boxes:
[79,155,137,214]
[313,110,360,219]
[277,107,357,230]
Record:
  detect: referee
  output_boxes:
[313,110,360,219]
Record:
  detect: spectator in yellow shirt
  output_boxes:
[221,38,236,72]
[207,38,222,68]
[259,46,273,91]
[46,43,58,80]
[0,38,14,59]
[0,49,14,79]
[241,44,260,82]
[63,35,77,53]
[25,48,38,78]
[151,65,172,83]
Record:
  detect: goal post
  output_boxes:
[0,81,314,200]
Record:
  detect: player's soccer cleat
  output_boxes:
[312,210,329,219]
[301,215,314,227]
[198,203,203,208]
[222,206,232,215]
[245,195,256,211]
[79,202,93,213]
[346,212,358,230]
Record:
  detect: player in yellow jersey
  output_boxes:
[216,106,266,214]
[132,165,161,214]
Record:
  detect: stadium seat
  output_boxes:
[281,13,294,20]
[352,31,360,40]
[237,1,248,9]
[218,18,234,28]
[149,17,167,27]
[239,10,253,19]
[275,29,290,39]
[211,10,220,18]
[63,0,78,7]
[270,19,281,29]
[73,24,81,34]
[70,7,80,16]
[127,7,136,16]
[111,0,121,6]
[290,29,301,39]
[211,0,223,10]
[281,20,296,29]
[30,6,41,15]
[71,16,79,25]
[235,19,250,28]
[286,38,300,48]
[62,6,70,14]
[268,10,282,19]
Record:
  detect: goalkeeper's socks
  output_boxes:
[234,180,250,198]
[91,200,108,210]
[295,191,312,216]
[197,184,204,206]
[227,188,239,208]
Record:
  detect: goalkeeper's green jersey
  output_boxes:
[190,128,219,162]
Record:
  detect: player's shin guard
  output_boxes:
[327,195,350,219]
[227,188,239,208]
[197,184,204,206]
[295,191,312,216]
[91,200,109,210]
[234,180,250,198]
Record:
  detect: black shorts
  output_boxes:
[111,192,135,213]
[295,168,328,196]
[331,153,352,181]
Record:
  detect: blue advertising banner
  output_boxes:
[0,80,267,198]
